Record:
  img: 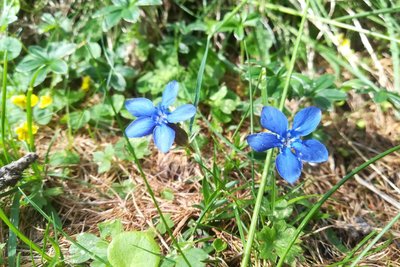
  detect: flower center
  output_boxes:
[153,106,170,125]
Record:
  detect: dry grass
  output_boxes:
[6,94,400,266]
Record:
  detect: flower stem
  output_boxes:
[240,0,310,266]
[1,50,10,162]
[26,67,44,152]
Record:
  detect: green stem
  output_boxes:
[276,144,400,267]
[240,0,310,265]
[1,49,10,162]
[0,206,52,262]
[350,212,400,266]
[26,67,44,152]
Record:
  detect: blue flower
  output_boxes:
[125,81,196,153]
[247,106,328,183]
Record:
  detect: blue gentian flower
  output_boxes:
[247,106,328,183]
[125,81,196,153]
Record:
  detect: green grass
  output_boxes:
[0,0,400,266]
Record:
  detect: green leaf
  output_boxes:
[136,0,162,6]
[0,37,22,60]
[110,180,135,198]
[16,55,46,72]
[49,150,80,166]
[121,5,140,23]
[69,233,108,264]
[47,42,76,58]
[48,58,68,74]
[212,238,227,253]
[62,110,91,130]
[111,94,125,113]
[174,248,208,267]
[93,145,115,173]
[107,231,161,267]
[33,107,53,125]
[156,214,174,235]
[0,0,19,28]
[98,219,123,239]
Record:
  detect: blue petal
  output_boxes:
[276,147,303,183]
[292,139,328,163]
[260,106,288,137]
[291,106,321,137]
[167,104,196,123]
[125,117,156,138]
[125,98,156,117]
[161,80,179,108]
[246,133,282,152]
[153,124,175,153]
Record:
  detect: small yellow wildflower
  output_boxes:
[11,94,39,109]
[81,76,91,92]
[39,95,53,109]
[15,122,38,142]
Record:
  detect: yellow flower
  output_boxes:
[39,95,53,109]
[11,94,39,109]
[15,122,38,142]
[81,76,91,92]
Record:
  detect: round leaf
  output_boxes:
[107,231,160,267]
[0,37,22,60]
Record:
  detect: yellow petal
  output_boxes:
[11,95,27,109]
[30,94,39,107]
[39,95,53,109]
[81,75,91,92]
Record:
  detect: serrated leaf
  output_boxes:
[49,150,80,166]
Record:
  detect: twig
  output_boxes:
[0,153,38,191]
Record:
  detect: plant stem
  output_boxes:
[26,67,44,152]
[240,0,310,265]
[1,50,10,162]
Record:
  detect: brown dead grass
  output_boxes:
[6,93,400,267]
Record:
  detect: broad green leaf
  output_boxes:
[174,248,208,267]
[49,150,80,166]
[98,220,123,239]
[0,37,22,60]
[48,58,68,74]
[62,110,91,130]
[121,5,140,23]
[16,55,46,72]
[47,42,76,58]
[69,233,108,264]
[212,238,227,252]
[107,231,161,267]
[33,106,53,125]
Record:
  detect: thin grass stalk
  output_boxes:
[258,2,400,44]
[0,206,52,262]
[18,188,109,265]
[240,0,310,265]
[276,144,400,266]
[1,50,10,162]
[189,0,249,132]
[350,211,400,267]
